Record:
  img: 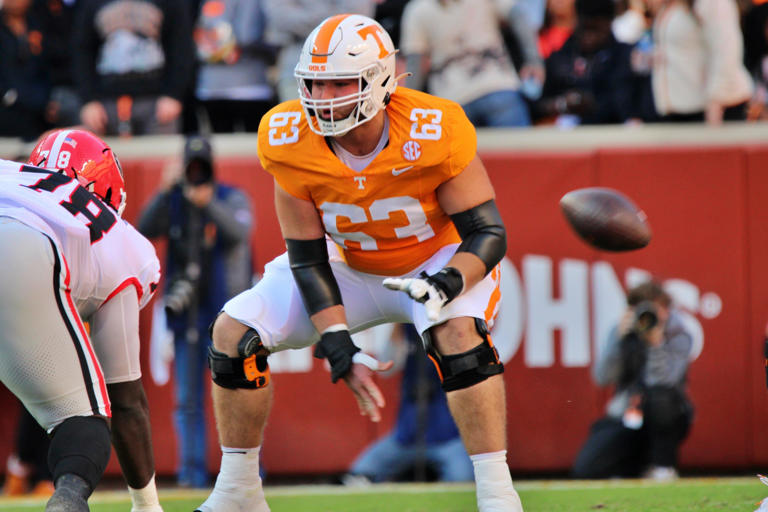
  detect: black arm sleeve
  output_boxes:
[450,199,507,275]
[286,238,343,316]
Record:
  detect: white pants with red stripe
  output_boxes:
[0,217,110,431]
[223,242,501,352]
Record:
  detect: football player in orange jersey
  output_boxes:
[196,13,522,512]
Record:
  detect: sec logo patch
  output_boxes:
[401,140,422,162]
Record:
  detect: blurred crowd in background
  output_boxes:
[3,0,768,143]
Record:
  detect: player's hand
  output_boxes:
[343,356,394,423]
[314,329,361,383]
[382,268,464,322]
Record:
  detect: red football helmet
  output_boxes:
[28,129,127,216]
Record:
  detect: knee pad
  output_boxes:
[48,416,111,491]
[208,328,270,389]
[424,318,504,392]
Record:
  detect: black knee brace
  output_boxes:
[208,327,270,389]
[424,318,504,392]
[48,416,111,491]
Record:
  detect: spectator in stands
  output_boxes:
[138,135,253,488]
[0,0,50,140]
[401,0,544,127]
[373,0,410,49]
[36,0,81,128]
[612,0,650,45]
[614,0,658,123]
[739,2,768,120]
[72,0,195,136]
[263,0,378,102]
[342,325,473,485]
[538,0,576,60]
[516,0,547,33]
[534,0,641,125]
[744,2,768,79]
[193,0,277,133]
[572,281,694,481]
[649,0,753,124]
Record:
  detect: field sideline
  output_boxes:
[0,477,766,511]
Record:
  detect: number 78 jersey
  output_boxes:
[0,160,160,311]
[258,87,477,276]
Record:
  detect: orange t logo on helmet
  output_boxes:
[356,25,389,59]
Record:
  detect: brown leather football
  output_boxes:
[559,187,652,251]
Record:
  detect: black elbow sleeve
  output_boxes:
[450,199,507,275]
[286,238,343,315]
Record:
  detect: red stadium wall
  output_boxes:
[2,141,768,477]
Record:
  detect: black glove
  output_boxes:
[314,329,361,383]
[419,268,464,304]
[382,267,464,321]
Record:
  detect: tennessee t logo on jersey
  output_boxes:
[354,176,366,189]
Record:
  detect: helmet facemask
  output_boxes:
[81,152,127,217]
[294,14,398,137]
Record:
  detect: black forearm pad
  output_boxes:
[450,199,507,275]
[286,238,343,315]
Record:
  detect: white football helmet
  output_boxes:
[294,14,397,136]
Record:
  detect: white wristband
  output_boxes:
[322,323,349,334]
[352,352,380,370]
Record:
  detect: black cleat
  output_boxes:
[45,474,90,512]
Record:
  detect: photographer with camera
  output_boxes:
[138,135,253,487]
[572,280,694,481]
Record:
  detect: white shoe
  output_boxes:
[131,506,163,512]
[340,474,372,487]
[755,474,768,511]
[642,466,678,482]
[477,488,523,512]
[195,488,270,512]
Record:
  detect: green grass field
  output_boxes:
[0,478,765,511]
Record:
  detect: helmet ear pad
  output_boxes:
[358,59,396,118]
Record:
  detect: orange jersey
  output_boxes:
[257,87,477,276]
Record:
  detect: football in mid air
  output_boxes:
[559,187,652,252]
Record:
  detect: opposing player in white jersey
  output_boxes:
[0,129,163,512]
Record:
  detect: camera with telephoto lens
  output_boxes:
[630,300,658,334]
[164,275,197,316]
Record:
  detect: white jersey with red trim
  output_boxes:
[0,159,160,316]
